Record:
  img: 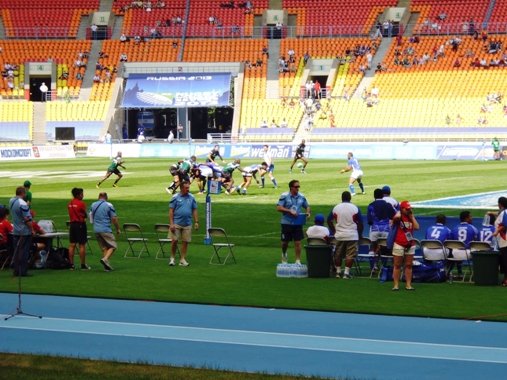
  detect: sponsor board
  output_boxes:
[0,145,74,161]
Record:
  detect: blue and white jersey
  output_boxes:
[367,199,394,232]
[451,222,478,248]
[277,191,309,225]
[348,157,361,171]
[478,224,495,247]
[425,223,451,243]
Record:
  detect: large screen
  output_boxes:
[121,73,232,108]
[55,127,75,141]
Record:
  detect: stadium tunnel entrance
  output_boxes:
[124,107,233,141]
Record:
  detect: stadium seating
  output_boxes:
[0,102,33,140]
[283,0,397,36]
[411,0,488,35]
[0,0,99,38]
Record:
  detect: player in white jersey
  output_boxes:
[260,145,278,188]
[235,163,268,195]
[340,152,365,196]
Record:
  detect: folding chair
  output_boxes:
[208,227,236,264]
[123,223,150,258]
[470,241,493,252]
[356,236,373,277]
[377,237,393,275]
[444,240,472,282]
[420,239,447,262]
[307,237,329,246]
[154,223,179,259]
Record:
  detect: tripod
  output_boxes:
[4,235,42,321]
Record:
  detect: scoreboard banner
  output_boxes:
[121,73,231,108]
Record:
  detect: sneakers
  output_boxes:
[351,193,356,197]
[165,187,172,194]
[96,183,100,189]
[69,264,75,271]
[342,273,353,280]
[335,272,341,279]
[236,187,241,194]
[169,258,175,266]
[295,260,301,265]
[361,191,366,195]
[281,253,288,263]
[81,264,92,270]
[179,260,190,267]
[112,183,118,188]
[100,258,113,271]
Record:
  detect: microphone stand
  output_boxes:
[4,235,42,320]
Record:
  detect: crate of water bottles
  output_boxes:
[276,263,308,278]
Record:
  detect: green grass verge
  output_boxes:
[0,157,506,321]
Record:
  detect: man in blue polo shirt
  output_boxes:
[169,180,199,267]
[9,186,33,277]
[276,179,311,264]
[90,192,121,272]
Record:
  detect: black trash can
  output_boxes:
[305,245,332,278]
[472,251,499,285]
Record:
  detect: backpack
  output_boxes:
[46,247,71,269]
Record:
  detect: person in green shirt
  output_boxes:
[97,152,126,188]
[492,137,502,160]
[23,180,32,208]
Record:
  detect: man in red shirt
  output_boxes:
[67,188,90,270]
[0,206,13,250]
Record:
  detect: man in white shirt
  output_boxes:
[260,145,278,188]
[331,191,363,279]
[306,214,330,241]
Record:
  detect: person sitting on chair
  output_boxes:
[306,214,330,242]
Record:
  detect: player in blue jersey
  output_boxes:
[340,152,365,196]
[235,162,267,195]
[367,188,395,270]
[424,214,452,261]
[449,210,478,278]
[478,212,496,249]
[260,145,278,188]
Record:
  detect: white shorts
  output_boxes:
[351,169,363,180]
[392,242,415,256]
[423,247,448,261]
[369,230,388,242]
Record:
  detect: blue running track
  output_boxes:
[1,293,506,379]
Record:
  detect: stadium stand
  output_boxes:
[1,0,507,144]
[0,0,99,38]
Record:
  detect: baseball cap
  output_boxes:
[400,200,412,210]
[23,180,31,187]
[381,185,391,195]
[314,214,325,224]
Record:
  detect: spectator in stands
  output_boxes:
[279,118,288,128]
[91,23,98,39]
[262,46,269,59]
[92,73,102,83]
[288,48,295,63]
[134,35,142,44]
[303,52,310,65]
[120,33,128,42]
[39,82,48,102]
[314,80,321,99]
[260,120,268,128]
[120,53,128,62]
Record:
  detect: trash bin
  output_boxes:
[472,251,499,285]
[305,245,332,278]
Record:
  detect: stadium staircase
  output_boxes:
[266,39,281,99]
[0,16,5,39]
[32,103,47,145]
[353,36,392,99]
[484,0,497,24]
[78,41,104,101]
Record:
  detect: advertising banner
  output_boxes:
[121,73,231,108]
